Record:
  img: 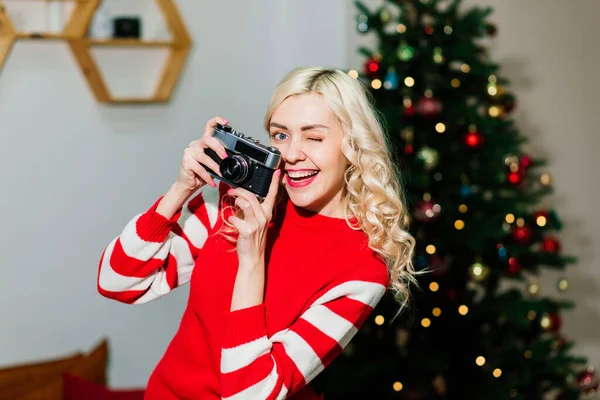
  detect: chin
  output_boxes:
[285,189,320,210]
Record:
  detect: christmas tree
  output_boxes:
[312,1,597,399]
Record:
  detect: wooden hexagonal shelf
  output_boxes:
[0,3,16,72]
[69,0,191,104]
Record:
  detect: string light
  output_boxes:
[454,220,465,230]
[435,122,446,133]
[432,307,442,317]
[375,315,385,325]
[493,368,502,378]
[488,105,502,118]
[476,356,486,366]
[393,381,403,391]
[404,77,415,87]
[348,70,359,79]
[451,78,461,88]
[397,24,406,33]
[536,215,547,227]
[426,244,436,254]
[371,79,382,89]
[524,350,532,359]
[458,305,469,315]
[505,213,515,223]
[421,318,431,327]
[429,282,439,292]
[459,204,468,213]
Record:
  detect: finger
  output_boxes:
[190,148,221,177]
[228,216,252,237]
[234,196,256,223]
[229,188,265,224]
[204,136,228,160]
[262,169,282,211]
[184,158,216,188]
[203,116,229,138]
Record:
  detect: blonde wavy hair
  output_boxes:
[220,66,418,311]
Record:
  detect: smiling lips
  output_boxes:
[285,169,320,188]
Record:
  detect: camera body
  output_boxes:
[202,124,281,198]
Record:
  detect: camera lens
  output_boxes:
[220,155,251,184]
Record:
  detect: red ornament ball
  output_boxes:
[403,104,416,118]
[464,131,484,149]
[541,236,561,254]
[416,96,443,118]
[404,144,414,155]
[511,225,532,244]
[508,170,526,185]
[506,257,522,275]
[577,367,599,395]
[520,154,532,169]
[364,58,381,78]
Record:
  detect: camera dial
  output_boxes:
[220,154,252,184]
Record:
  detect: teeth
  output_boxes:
[287,171,319,178]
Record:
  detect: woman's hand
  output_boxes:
[227,170,281,269]
[156,116,229,219]
[175,116,230,194]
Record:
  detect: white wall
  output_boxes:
[0,0,347,388]
[346,0,600,383]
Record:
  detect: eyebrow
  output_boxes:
[270,122,329,131]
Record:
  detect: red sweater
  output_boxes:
[97,182,390,399]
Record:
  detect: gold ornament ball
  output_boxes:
[469,262,490,281]
[557,277,569,292]
[417,146,440,170]
[527,281,540,296]
[540,172,553,187]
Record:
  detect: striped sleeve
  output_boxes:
[219,269,389,400]
[97,182,225,305]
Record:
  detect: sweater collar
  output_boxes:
[278,198,359,233]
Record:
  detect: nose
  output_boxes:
[284,138,306,163]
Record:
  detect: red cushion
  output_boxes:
[63,373,145,400]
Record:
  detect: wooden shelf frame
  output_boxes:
[0,0,192,104]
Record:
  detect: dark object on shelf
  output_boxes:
[112,17,141,38]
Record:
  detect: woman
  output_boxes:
[97,67,417,399]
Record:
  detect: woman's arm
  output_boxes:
[97,182,223,305]
[219,265,390,399]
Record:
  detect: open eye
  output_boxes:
[271,132,289,141]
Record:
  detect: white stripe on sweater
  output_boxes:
[300,304,358,349]
[271,329,324,384]
[120,214,172,261]
[98,239,159,292]
[311,280,387,308]
[221,337,272,373]
[221,363,284,400]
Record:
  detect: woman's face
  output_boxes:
[269,92,348,217]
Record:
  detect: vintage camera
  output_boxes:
[202,124,281,198]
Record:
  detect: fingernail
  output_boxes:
[223,119,229,125]
[222,152,228,159]
[211,181,217,188]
